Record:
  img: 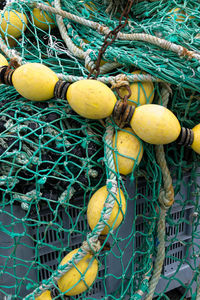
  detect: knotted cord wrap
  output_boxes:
[110,74,129,89]
[177,127,194,147]
[146,85,174,299]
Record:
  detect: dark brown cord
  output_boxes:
[88,0,133,79]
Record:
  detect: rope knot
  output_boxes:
[110,74,129,89]
[159,187,174,209]
[81,239,101,255]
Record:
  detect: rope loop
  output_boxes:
[110,74,129,89]
[85,49,97,74]
[81,239,101,255]
[159,187,174,209]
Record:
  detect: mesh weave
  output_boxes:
[0,0,200,299]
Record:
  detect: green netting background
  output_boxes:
[0,0,200,299]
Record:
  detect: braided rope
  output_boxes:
[21,1,200,63]
[54,0,121,74]
[145,84,174,300]
[54,0,85,60]
[57,73,162,83]
[0,36,23,65]
[23,118,117,299]
[145,208,166,300]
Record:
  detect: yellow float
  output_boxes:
[35,290,52,300]
[113,127,143,175]
[87,185,126,235]
[67,79,117,119]
[0,53,8,66]
[130,104,181,145]
[191,124,200,154]
[12,63,58,101]
[57,248,98,296]
[119,70,154,107]
[32,3,55,30]
[0,10,27,38]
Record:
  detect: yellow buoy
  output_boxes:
[0,10,27,38]
[32,3,55,31]
[168,8,186,23]
[0,53,8,66]
[35,290,52,300]
[130,104,181,145]
[87,185,126,235]
[67,80,117,119]
[113,127,143,175]
[57,248,98,296]
[119,70,154,107]
[12,63,58,101]
[191,124,200,154]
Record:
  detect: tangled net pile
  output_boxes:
[0,0,200,299]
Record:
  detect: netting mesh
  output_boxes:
[0,0,200,299]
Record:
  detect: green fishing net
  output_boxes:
[0,0,200,299]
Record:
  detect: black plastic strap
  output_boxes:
[177,127,194,147]
[54,80,70,100]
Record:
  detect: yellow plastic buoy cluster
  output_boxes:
[67,80,117,119]
[130,104,181,145]
[0,53,8,66]
[35,290,52,300]
[32,3,55,30]
[191,124,200,154]
[87,185,126,235]
[119,70,154,107]
[113,127,143,175]
[57,248,98,296]
[0,10,27,38]
[12,63,58,101]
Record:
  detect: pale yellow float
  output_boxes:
[87,185,126,235]
[113,127,143,175]
[130,104,181,145]
[12,63,58,101]
[32,3,55,30]
[57,248,98,296]
[0,53,8,66]
[35,290,52,300]
[67,79,117,119]
[0,10,27,38]
[191,124,200,155]
[119,70,154,107]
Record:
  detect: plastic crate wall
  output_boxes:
[134,173,200,298]
[0,192,135,299]
[1,172,199,299]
